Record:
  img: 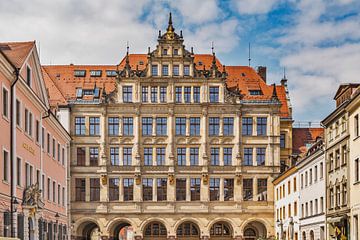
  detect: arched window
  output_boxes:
[177,222,199,236]
[144,222,167,237]
[244,228,256,236]
[302,231,307,240]
[310,230,314,240]
[210,222,231,236]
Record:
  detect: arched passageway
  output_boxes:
[111,222,133,240]
[210,221,233,239]
[143,221,167,240]
[243,221,267,240]
[176,221,200,240]
[76,221,101,240]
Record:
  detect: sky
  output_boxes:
[1,0,360,123]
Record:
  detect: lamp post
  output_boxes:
[11,197,19,237]
[55,213,60,240]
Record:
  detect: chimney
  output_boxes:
[257,66,266,82]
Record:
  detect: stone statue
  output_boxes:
[23,183,44,208]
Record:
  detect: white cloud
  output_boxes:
[232,0,279,14]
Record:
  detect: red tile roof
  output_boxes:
[0,41,35,68]
[292,128,324,156]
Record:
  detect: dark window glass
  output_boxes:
[257,117,267,136]
[243,179,253,201]
[211,148,219,166]
[122,86,132,102]
[190,148,199,166]
[152,65,158,76]
[144,148,153,166]
[123,178,134,201]
[2,88,8,117]
[142,86,148,102]
[209,87,219,103]
[76,147,86,166]
[156,117,167,135]
[173,65,179,76]
[142,178,153,201]
[75,117,85,135]
[89,147,98,166]
[256,148,266,166]
[242,117,253,136]
[123,147,132,166]
[190,117,200,136]
[162,65,169,76]
[90,178,100,201]
[184,86,191,103]
[176,87,182,103]
[244,148,253,166]
[210,178,220,201]
[184,65,190,76]
[176,117,186,135]
[176,178,186,201]
[223,148,232,166]
[109,178,119,201]
[193,86,200,103]
[75,178,86,201]
[160,86,167,102]
[280,133,286,148]
[224,179,234,201]
[108,117,119,136]
[156,148,166,166]
[190,178,201,201]
[110,147,119,166]
[257,178,267,201]
[123,117,133,135]
[151,86,158,103]
[177,148,186,166]
[157,178,167,201]
[142,117,153,136]
[209,117,220,136]
[223,117,234,136]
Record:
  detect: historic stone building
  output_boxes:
[43,14,292,240]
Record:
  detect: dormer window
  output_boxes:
[249,90,263,95]
[106,70,117,77]
[139,61,144,65]
[74,70,86,77]
[83,89,94,95]
[173,49,179,55]
[90,70,102,77]
[241,73,246,77]
[198,61,203,66]
[94,88,100,98]
[26,66,31,87]
[76,88,83,98]
[163,49,168,55]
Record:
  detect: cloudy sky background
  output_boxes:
[1,0,360,123]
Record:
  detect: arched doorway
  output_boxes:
[302,231,306,240]
[28,217,34,240]
[176,222,200,240]
[76,221,101,240]
[112,222,134,240]
[242,221,267,240]
[310,230,314,240]
[210,222,232,239]
[143,221,167,240]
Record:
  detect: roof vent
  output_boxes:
[198,61,203,66]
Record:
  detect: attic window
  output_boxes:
[83,89,94,96]
[76,88,83,98]
[241,73,246,77]
[198,61,203,66]
[163,49,168,55]
[173,49,179,55]
[74,70,86,77]
[139,61,144,65]
[249,90,263,95]
[94,88,100,98]
[90,70,102,77]
[106,70,117,77]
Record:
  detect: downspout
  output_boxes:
[10,68,20,237]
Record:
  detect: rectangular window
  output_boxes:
[36,120,40,142]
[152,65,158,76]
[151,86,158,103]
[77,147,86,166]
[89,70,102,77]
[355,159,359,182]
[16,158,21,186]
[25,109,29,133]
[62,148,65,165]
[144,148,153,166]
[211,147,220,166]
[122,86,133,102]
[173,65,179,76]
[47,133,50,153]
[175,86,182,103]
[3,150,9,181]
[90,178,100,201]
[184,65,190,76]
[123,178,134,201]
[57,143,61,162]
[224,179,234,201]
[335,149,340,168]
[244,148,253,166]
[190,117,200,136]
[109,178,119,201]
[256,148,266,166]
[28,112,33,136]
[123,117,133,136]
[108,117,119,136]
[223,117,234,136]
[123,147,132,166]
[258,179,267,201]
[342,183,347,206]
[110,147,119,166]
[142,86,148,102]
[223,147,232,166]
[355,115,359,137]
[89,147,99,166]
[75,178,86,201]
[173,49,179,55]
[257,117,267,136]
[41,127,45,149]
[75,117,86,135]
[160,86,167,102]
[320,162,324,179]
[52,138,56,158]
[193,86,200,103]
[89,117,100,135]
[280,133,286,148]
[2,88,8,117]
[52,181,56,201]
[243,179,253,201]
[176,178,186,201]
[157,178,167,201]
[156,117,167,135]
[342,145,347,165]
[16,99,21,126]
[354,215,359,240]
[184,86,191,103]
[190,148,199,166]
[156,148,165,166]
[142,178,153,201]
[62,187,65,206]
[209,117,220,136]
[190,178,201,201]
[210,178,220,201]
[106,70,117,77]
[47,178,51,200]
[177,148,186,166]
[209,87,219,103]
[162,65,169,76]
[314,166,318,182]
[142,117,153,136]
[242,117,253,135]
[176,117,186,135]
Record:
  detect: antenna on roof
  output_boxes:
[248,42,251,67]
[283,67,287,79]
[211,41,214,54]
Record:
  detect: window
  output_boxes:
[176,117,186,135]
[90,178,100,201]
[184,65,190,76]
[156,148,165,166]
[223,148,232,166]
[123,147,132,166]
[16,158,21,186]
[2,88,8,117]
[256,148,266,166]
[157,178,167,201]
[25,109,32,136]
[62,147,65,165]
[156,117,167,135]
[89,147,98,166]
[106,70,117,77]
[177,148,186,166]
[294,201,298,216]
[355,115,359,137]
[190,117,200,136]
[41,127,45,149]
[109,178,119,201]
[151,86,158,103]
[224,179,234,201]
[342,183,347,206]
[151,65,158,76]
[223,117,234,135]
[280,133,286,148]
[244,148,253,166]
[144,148,153,166]
[315,199,318,214]
[76,147,86,166]
[354,215,359,240]
[356,158,359,182]
[160,86,167,102]
[249,90,262,95]
[193,86,200,103]
[173,65,179,76]
[336,185,341,207]
[242,117,253,135]
[122,86,132,102]
[335,149,340,168]
[209,117,220,136]
[123,178,134,201]
[52,138,56,158]
[176,86,182,103]
[314,166,318,182]
[210,178,220,201]
[142,86,148,102]
[162,49,168,55]
[89,117,100,135]
[123,117,133,135]
[89,70,101,77]
[173,49,178,55]
[309,169,313,185]
[329,153,334,171]
[142,178,153,201]
[342,145,347,165]
[294,177,297,192]
[184,86,191,103]
[110,147,119,165]
[257,117,267,135]
[62,187,65,206]
[74,70,86,77]
[209,86,219,103]
[108,117,119,135]
[3,150,9,181]
[75,178,86,201]
[320,162,324,179]
[26,66,31,86]
[243,179,253,201]
[16,99,21,126]
[190,178,201,201]
[257,178,268,201]
[190,148,199,166]
[211,148,220,166]
[47,178,51,200]
[35,120,40,142]
[176,178,186,201]
[330,188,334,208]
[75,117,85,135]
[57,143,61,162]
[162,64,169,76]
[142,117,153,136]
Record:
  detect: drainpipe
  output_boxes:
[10,68,20,237]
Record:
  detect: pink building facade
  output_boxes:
[0,42,71,239]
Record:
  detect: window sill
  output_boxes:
[2,180,9,185]
[2,115,9,123]
[353,181,360,186]
[353,135,360,141]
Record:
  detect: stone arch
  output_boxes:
[310,230,315,240]
[241,220,268,239]
[140,217,170,233]
[107,218,135,240]
[208,219,234,238]
[74,217,103,240]
[175,219,201,239]
[173,218,203,233]
[240,218,271,234]
[142,220,168,239]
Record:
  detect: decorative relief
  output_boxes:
[202,173,209,185]
[135,173,141,185]
[168,174,175,185]
[22,183,44,209]
[101,174,108,185]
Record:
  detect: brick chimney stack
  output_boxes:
[257,66,266,82]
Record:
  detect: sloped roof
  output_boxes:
[0,41,34,68]
[292,128,324,156]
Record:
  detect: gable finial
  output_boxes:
[126,41,129,56]
[283,67,287,80]
[248,42,251,67]
[166,12,174,33]
[272,83,279,101]
[211,41,214,54]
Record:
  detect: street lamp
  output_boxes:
[55,213,60,240]
[276,219,284,240]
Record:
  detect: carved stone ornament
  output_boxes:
[22,183,44,209]
[135,173,141,185]
[168,174,175,185]
[236,174,242,185]
[202,173,209,185]
[101,174,108,185]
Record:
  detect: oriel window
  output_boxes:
[280,133,286,148]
